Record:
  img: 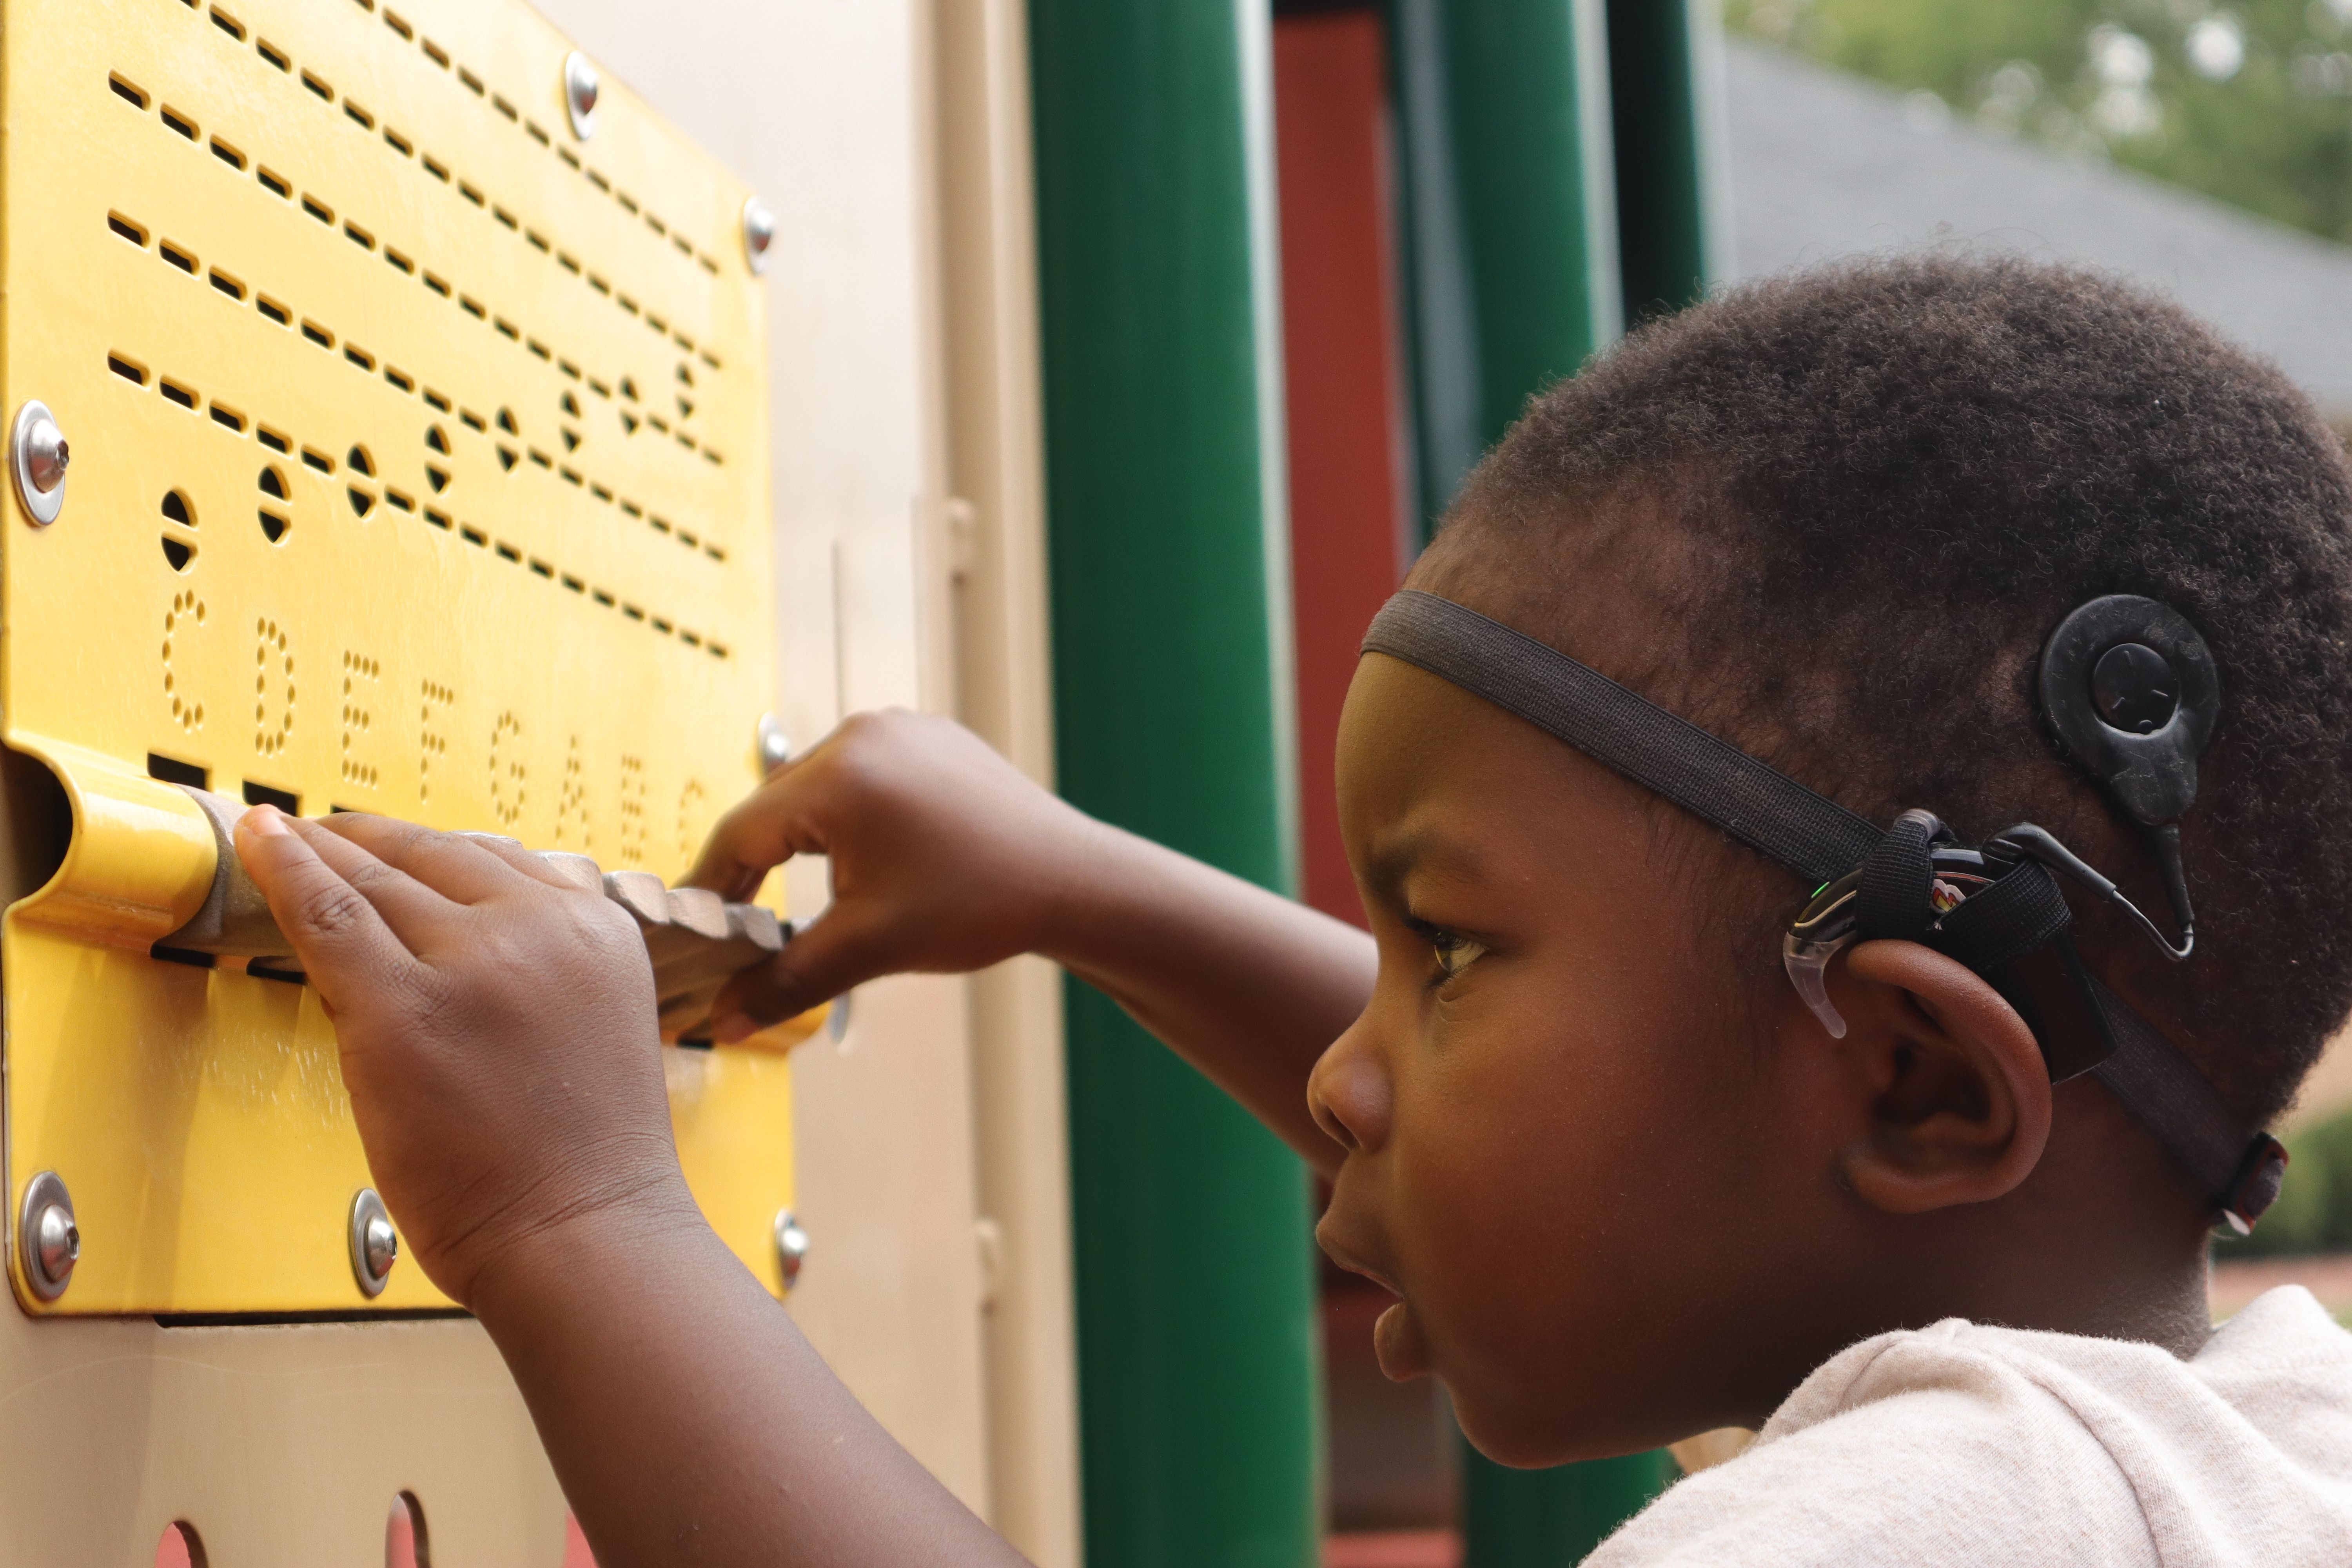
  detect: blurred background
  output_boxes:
[1723,0,2352,426]
[1273,3,2352,1564]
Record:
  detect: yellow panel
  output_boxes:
[0,0,792,1313]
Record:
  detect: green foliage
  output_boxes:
[2214,1105,2352,1257]
[1726,0,2352,242]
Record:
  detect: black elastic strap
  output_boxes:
[2083,976,2281,1225]
[1930,861,2073,975]
[1361,589,2279,1225]
[1856,810,1941,943]
[1363,591,1880,887]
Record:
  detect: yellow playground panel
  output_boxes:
[0,0,794,1316]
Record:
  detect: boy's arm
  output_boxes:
[686,710,1374,1169]
[235,810,1031,1568]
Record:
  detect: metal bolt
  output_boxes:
[773,1208,809,1292]
[742,198,777,275]
[348,1188,399,1298]
[11,401,68,526]
[756,713,791,773]
[563,52,599,140]
[18,1171,78,1301]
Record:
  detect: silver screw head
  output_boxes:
[756,713,791,773]
[773,1208,809,1291]
[743,198,777,275]
[348,1187,398,1298]
[11,401,68,526]
[563,52,600,139]
[19,1171,77,1301]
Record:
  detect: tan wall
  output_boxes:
[931,1,1085,1561]
[527,0,1082,1559]
[531,0,996,1517]
[0,1312,567,1565]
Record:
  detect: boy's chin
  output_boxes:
[1373,1299,1435,1382]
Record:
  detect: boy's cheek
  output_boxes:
[1382,991,1731,1455]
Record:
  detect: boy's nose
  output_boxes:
[1307,1026,1393,1155]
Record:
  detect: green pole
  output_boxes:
[1385,0,1623,531]
[1462,1449,1679,1565]
[1609,0,1732,322]
[1028,3,1323,1566]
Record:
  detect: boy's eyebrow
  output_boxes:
[1363,824,1490,904]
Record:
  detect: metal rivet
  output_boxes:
[19,1171,78,1301]
[563,52,599,140]
[756,713,791,773]
[348,1187,398,1298]
[11,401,69,526]
[773,1208,809,1292]
[742,198,776,275]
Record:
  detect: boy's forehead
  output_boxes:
[1337,653,1648,875]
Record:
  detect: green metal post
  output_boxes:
[1462,1448,1679,1566]
[1029,3,1323,1566]
[1385,0,1623,530]
[1609,0,1733,322]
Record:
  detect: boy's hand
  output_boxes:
[685,709,1102,1042]
[240,804,1036,1568]
[234,808,691,1309]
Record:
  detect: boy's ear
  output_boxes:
[1824,940,2053,1214]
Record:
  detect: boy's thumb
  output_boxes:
[710,910,867,1044]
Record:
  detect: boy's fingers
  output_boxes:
[236,811,429,993]
[683,764,833,901]
[461,834,604,893]
[312,813,552,905]
[260,812,466,949]
[705,909,875,1041]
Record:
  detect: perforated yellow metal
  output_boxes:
[0,0,792,1313]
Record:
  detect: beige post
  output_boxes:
[932,0,1087,1562]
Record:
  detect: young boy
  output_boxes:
[232,257,2352,1564]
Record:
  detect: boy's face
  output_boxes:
[1314,650,1853,1461]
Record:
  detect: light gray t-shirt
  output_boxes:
[1592,1286,2352,1566]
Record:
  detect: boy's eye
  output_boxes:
[1432,931,1487,980]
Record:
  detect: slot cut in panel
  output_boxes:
[241,781,298,813]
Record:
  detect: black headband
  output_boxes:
[1362,588,2285,1231]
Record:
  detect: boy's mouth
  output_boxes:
[1314,1221,1395,1296]
[1317,1221,1435,1381]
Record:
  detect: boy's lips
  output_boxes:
[1373,1299,1434,1382]
[1318,1219,1433,1379]
[1314,1222,1398,1298]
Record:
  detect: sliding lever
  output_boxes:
[156,788,797,1045]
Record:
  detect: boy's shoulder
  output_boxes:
[1588,1287,2352,1568]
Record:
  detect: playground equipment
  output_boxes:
[0,0,809,1555]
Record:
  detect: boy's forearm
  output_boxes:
[690,715,1369,1166]
[473,1190,1025,1568]
[1038,820,1376,1170]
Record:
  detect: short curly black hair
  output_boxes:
[1419,254,2352,1129]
